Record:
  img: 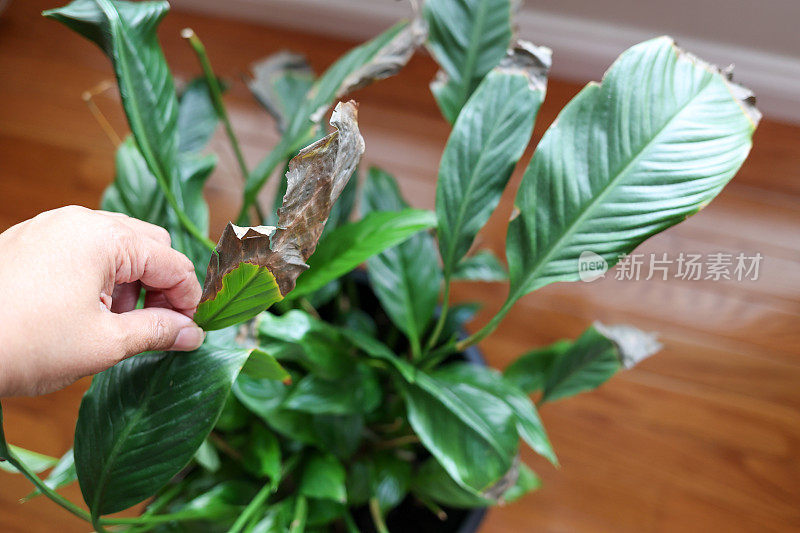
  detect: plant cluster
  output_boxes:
[0,0,759,532]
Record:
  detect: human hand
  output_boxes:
[0,206,205,397]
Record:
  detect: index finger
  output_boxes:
[113,231,202,316]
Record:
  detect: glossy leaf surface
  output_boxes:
[299,453,347,503]
[452,250,507,282]
[436,43,550,275]
[434,362,556,465]
[291,209,438,298]
[506,37,760,305]
[424,0,515,122]
[362,167,441,356]
[399,370,518,491]
[503,339,570,394]
[73,343,255,516]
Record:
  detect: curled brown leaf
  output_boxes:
[200,100,365,302]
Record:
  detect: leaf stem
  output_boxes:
[227,480,276,533]
[182,28,264,224]
[369,497,390,533]
[425,279,451,352]
[455,295,515,351]
[288,495,308,533]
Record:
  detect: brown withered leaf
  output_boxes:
[309,18,427,122]
[593,322,662,369]
[200,100,365,303]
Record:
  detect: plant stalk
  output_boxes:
[288,495,308,533]
[455,296,515,351]
[227,480,275,533]
[182,28,265,224]
[425,278,451,353]
[369,498,390,533]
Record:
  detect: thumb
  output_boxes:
[109,308,206,358]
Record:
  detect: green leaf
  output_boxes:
[505,37,760,304]
[336,328,417,383]
[291,209,438,298]
[216,392,253,433]
[439,302,481,343]
[434,363,556,465]
[177,77,220,153]
[73,343,256,517]
[452,250,507,282]
[241,348,291,383]
[257,311,354,379]
[284,364,381,415]
[0,445,57,474]
[44,0,179,184]
[194,262,283,331]
[312,414,364,461]
[412,458,493,508]
[503,339,570,394]
[346,453,411,511]
[26,449,77,499]
[424,0,515,122]
[248,51,316,134]
[299,453,347,503]
[436,44,550,275]
[399,370,518,491]
[241,424,281,480]
[541,323,661,403]
[362,167,442,356]
[194,439,221,473]
[101,137,164,224]
[540,326,620,403]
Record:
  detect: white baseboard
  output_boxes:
[171,0,800,124]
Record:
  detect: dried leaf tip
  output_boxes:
[594,322,662,369]
[200,100,365,303]
[498,40,552,93]
[670,38,761,126]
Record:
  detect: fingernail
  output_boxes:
[171,325,205,351]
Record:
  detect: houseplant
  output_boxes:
[0,0,760,532]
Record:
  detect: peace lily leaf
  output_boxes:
[243,20,426,215]
[313,414,364,461]
[505,37,760,306]
[196,102,364,330]
[257,310,354,379]
[299,452,347,503]
[45,0,181,203]
[399,370,519,492]
[321,165,358,240]
[73,343,256,516]
[452,250,507,282]
[291,209,438,298]
[541,323,660,403]
[434,362,557,465]
[248,51,315,133]
[25,449,77,500]
[241,424,281,480]
[424,0,515,122]
[194,439,221,473]
[283,364,381,415]
[0,445,57,474]
[177,77,221,153]
[101,137,165,224]
[503,339,571,394]
[241,347,291,382]
[0,403,51,491]
[336,328,417,383]
[346,453,411,510]
[362,167,442,356]
[436,42,551,276]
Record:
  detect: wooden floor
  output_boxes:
[2,1,799,531]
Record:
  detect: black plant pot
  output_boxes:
[341,270,488,533]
